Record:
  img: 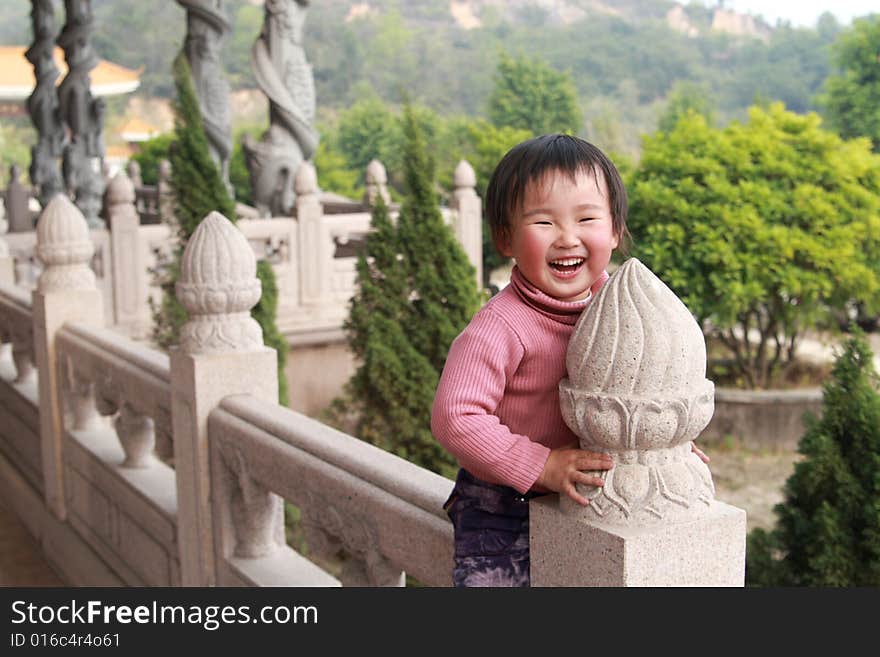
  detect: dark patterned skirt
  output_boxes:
[443,468,546,587]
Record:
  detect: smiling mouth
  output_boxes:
[549,257,585,274]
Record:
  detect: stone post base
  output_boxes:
[530,497,747,587]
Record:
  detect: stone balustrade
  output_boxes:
[0,185,744,587]
[2,159,483,346]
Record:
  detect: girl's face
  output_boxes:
[498,168,618,302]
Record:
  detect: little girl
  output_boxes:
[431,134,626,587]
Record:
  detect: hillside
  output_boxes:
[0,0,845,156]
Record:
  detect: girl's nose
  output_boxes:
[554,225,580,248]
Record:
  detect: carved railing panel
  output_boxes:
[209,395,454,586]
[0,284,37,386]
[55,320,180,585]
[56,322,172,465]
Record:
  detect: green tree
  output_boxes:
[820,15,880,151]
[488,51,581,136]
[337,104,482,475]
[128,132,174,185]
[153,53,289,405]
[746,332,880,586]
[657,81,716,133]
[628,103,880,389]
[335,92,402,181]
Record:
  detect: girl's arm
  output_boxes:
[431,310,550,494]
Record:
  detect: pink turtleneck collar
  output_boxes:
[508,265,608,326]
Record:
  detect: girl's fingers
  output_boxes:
[574,471,605,488]
[564,484,590,507]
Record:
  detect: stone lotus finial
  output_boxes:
[176,211,263,355]
[454,160,476,189]
[106,171,135,206]
[364,159,391,207]
[35,194,96,293]
[559,258,715,524]
[294,161,318,197]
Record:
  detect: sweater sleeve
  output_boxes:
[431,309,551,494]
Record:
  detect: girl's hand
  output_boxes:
[536,447,613,506]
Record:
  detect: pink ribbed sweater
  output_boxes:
[431,266,609,494]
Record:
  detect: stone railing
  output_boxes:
[2,159,483,345]
[0,197,454,586]
[0,194,744,587]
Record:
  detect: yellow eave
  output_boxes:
[0,46,141,101]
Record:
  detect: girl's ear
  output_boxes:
[495,231,513,258]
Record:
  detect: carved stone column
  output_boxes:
[105,172,146,337]
[177,0,233,195]
[170,211,280,585]
[0,210,13,285]
[530,259,746,586]
[57,0,106,228]
[450,160,482,288]
[294,161,325,307]
[363,159,390,208]
[243,0,319,217]
[32,194,104,519]
[26,0,66,207]
[5,165,32,233]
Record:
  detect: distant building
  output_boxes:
[0,45,140,117]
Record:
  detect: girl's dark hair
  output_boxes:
[485,134,629,253]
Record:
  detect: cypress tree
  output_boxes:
[746,332,880,586]
[337,104,483,476]
[396,104,483,372]
[152,52,289,405]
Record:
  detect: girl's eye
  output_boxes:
[579,217,595,223]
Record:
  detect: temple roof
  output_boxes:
[119,117,161,143]
[0,46,141,101]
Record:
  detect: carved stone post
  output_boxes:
[530,259,746,586]
[294,162,326,307]
[26,0,66,207]
[125,160,143,188]
[5,165,32,233]
[177,0,233,195]
[363,159,390,208]
[157,159,175,224]
[450,160,482,288]
[105,172,146,337]
[170,211,279,586]
[32,194,105,519]
[57,0,106,228]
[0,210,13,285]
[243,0,319,217]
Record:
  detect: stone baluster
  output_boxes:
[450,160,482,288]
[65,364,102,432]
[530,258,746,586]
[115,403,156,468]
[222,446,281,559]
[0,210,13,284]
[294,162,326,308]
[105,172,145,336]
[157,159,174,224]
[171,210,280,586]
[125,160,143,189]
[32,194,104,519]
[363,159,391,208]
[11,325,36,385]
[5,165,33,233]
